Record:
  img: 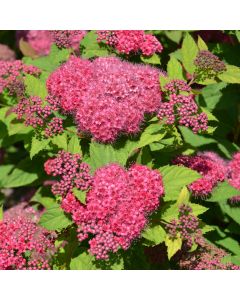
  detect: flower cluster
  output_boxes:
[17,30,86,56]
[173,152,226,197]
[0,203,55,270]
[47,56,162,142]
[179,237,240,270]
[50,30,87,49]
[0,43,15,61]
[47,56,93,112]
[227,152,240,203]
[166,204,201,248]
[60,163,164,260]
[0,60,40,96]
[194,50,226,80]
[44,150,92,196]
[157,80,208,133]
[97,30,163,56]
[13,95,63,137]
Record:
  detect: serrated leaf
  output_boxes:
[167,56,184,80]
[0,165,14,187]
[219,203,240,224]
[137,123,166,148]
[30,136,50,159]
[165,31,183,44]
[8,121,32,136]
[51,133,68,151]
[182,33,198,74]
[159,75,171,90]
[2,159,39,188]
[177,186,190,204]
[207,181,240,202]
[24,44,70,72]
[218,65,240,84]
[159,165,201,201]
[68,135,81,154]
[89,140,136,172]
[216,237,240,255]
[81,31,109,59]
[179,126,216,147]
[142,225,166,245]
[197,36,208,50]
[72,188,87,205]
[141,53,161,65]
[24,74,47,99]
[39,204,73,230]
[189,203,208,216]
[165,235,182,259]
[70,252,97,270]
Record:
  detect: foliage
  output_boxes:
[0,30,240,270]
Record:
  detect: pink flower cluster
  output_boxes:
[97,30,163,56]
[13,95,63,137]
[227,152,240,203]
[0,43,15,61]
[179,237,240,270]
[47,56,162,142]
[61,163,164,260]
[166,204,201,248]
[44,150,92,196]
[50,30,87,50]
[0,60,39,96]
[0,203,55,270]
[17,30,86,56]
[173,152,226,197]
[158,80,208,133]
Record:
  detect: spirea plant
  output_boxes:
[1,30,240,270]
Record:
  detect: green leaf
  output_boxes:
[89,140,136,172]
[24,74,47,99]
[189,203,208,216]
[141,54,161,65]
[39,204,73,230]
[159,165,201,201]
[216,237,240,255]
[0,165,14,187]
[30,136,50,159]
[179,126,216,147]
[70,252,97,270]
[182,33,198,74]
[142,225,166,245]
[68,135,81,154]
[165,235,182,259]
[32,197,56,209]
[80,31,109,59]
[51,133,68,151]
[177,186,190,204]
[72,188,87,205]
[218,65,240,84]
[137,123,166,149]
[197,36,208,50]
[165,31,183,44]
[159,75,171,90]
[161,203,179,222]
[8,122,32,136]
[219,203,240,224]
[207,181,240,202]
[2,159,39,188]
[24,44,70,72]
[167,56,184,80]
